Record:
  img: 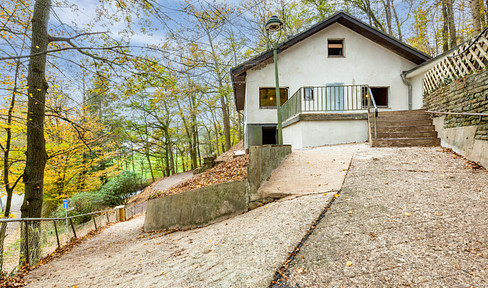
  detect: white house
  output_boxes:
[231,12,435,149]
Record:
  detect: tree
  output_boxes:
[470,0,482,34]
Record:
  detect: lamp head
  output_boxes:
[265,15,283,32]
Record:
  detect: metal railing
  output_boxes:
[0,201,146,275]
[281,85,370,121]
[366,87,379,140]
[426,111,488,117]
[281,85,379,140]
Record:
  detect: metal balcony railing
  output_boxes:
[281,84,378,139]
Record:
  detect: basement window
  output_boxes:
[259,87,289,108]
[328,39,344,57]
[363,87,389,107]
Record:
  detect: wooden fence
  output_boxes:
[424,28,488,93]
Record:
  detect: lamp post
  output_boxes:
[265,15,283,145]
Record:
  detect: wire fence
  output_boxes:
[0,201,146,275]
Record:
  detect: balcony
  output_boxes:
[281,85,373,125]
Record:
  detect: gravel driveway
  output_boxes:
[282,147,488,287]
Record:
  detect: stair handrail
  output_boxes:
[426,110,488,117]
[367,87,378,140]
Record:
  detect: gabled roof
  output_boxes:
[231,11,431,111]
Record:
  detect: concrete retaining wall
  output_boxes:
[247,145,292,208]
[423,69,488,168]
[432,116,488,167]
[144,180,247,232]
[144,145,292,232]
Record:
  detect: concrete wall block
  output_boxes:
[144,180,248,232]
[247,145,292,202]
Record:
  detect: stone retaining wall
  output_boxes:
[423,69,488,167]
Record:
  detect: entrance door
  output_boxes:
[325,83,344,111]
[262,126,277,145]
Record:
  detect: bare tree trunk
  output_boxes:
[206,30,231,152]
[470,0,482,34]
[20,0,51,266]
[143,113,155,182]
[391,2,403,41]
[383,0,393,36]
[442,1,450,52]
[446,0,457,48]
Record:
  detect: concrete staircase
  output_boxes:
[371,109,440,147]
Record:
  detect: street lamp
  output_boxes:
[265,15,283,145]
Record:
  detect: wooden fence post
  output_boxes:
[92,215,97,230]
[69,218,77,239]
[24,221,29,266]
[53,220,60,248]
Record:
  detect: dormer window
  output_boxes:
[328,39,344,57]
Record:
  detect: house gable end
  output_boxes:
[231,12,431,111]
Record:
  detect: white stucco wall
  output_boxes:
[405,55,444,109]
[244,23,420,125]
[408,74,425,109]
[282,120,369,149]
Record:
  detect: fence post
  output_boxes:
[24,221,29,266]
[92,215,97,230]
[53,220,60,249]
[69,218,77,239]
[106,212,110,224]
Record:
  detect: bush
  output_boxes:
[99,171,138,207]
[51,171,139,223]
[51,191,105,223]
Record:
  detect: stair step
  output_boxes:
[377,113,431,121]
[374,119,433,127]
[376,131,438,139]
[372,138,441,147]
[376,109,427,116]
[374,125,436,133]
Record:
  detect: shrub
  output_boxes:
[51,171,139,223]
[51,191,105,223]
[99,171,138,207]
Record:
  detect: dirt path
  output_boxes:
[24,194,334,288]
[130,171,193,204]
[24,144,361,288]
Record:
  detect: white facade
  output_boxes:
[283,119,369,149]
[244,23,420,127]
[233,14,430,149]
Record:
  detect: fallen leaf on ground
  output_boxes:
[150,155,249,199]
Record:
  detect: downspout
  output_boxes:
[401,71,412,110]
[238,110,247,149]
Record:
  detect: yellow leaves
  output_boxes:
[404,212,411,217]
[347,211,353,215]
[296,267,307,274]
[334,193,340,198]
[346,261,353,267]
